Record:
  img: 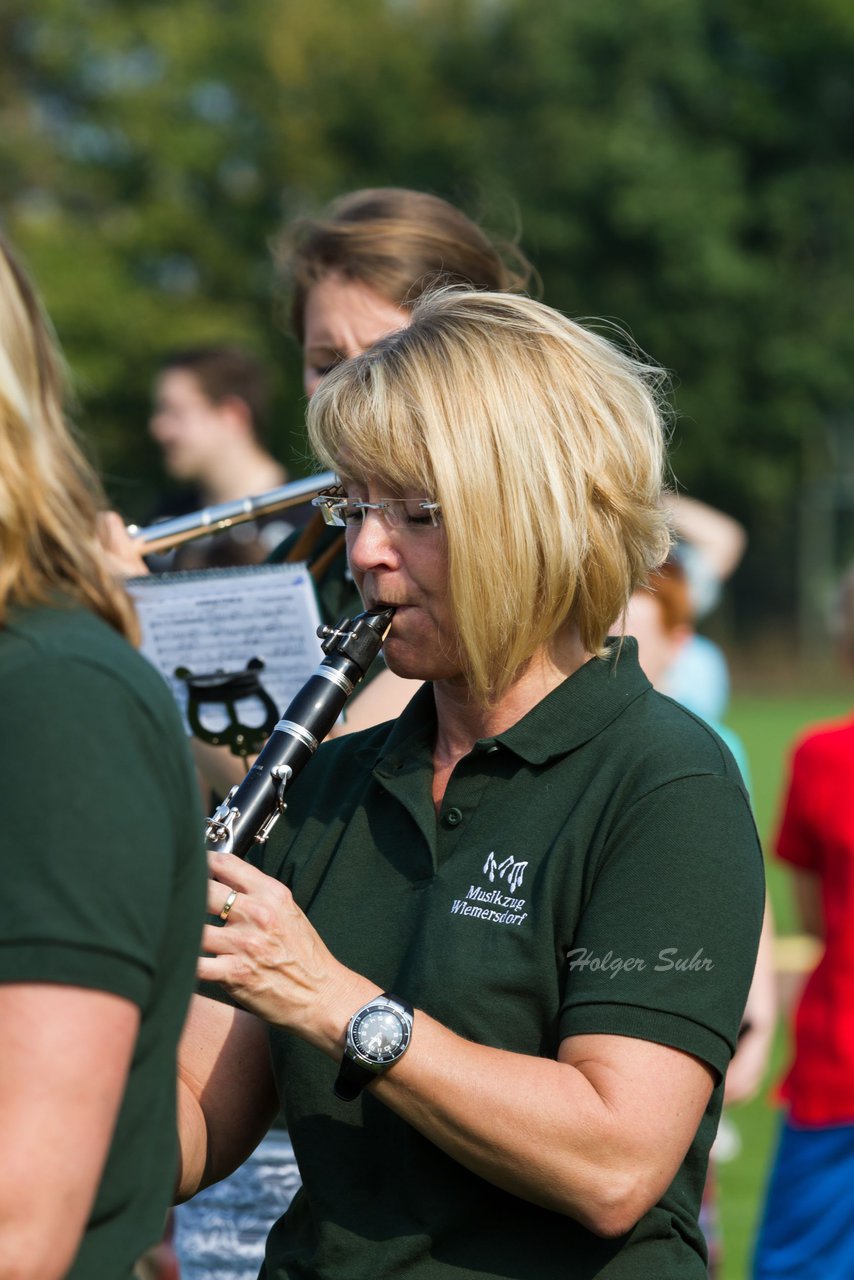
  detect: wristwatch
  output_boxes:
[334,992,414,1102]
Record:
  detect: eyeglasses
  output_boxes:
[312,486,442,530]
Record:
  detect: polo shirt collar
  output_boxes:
[364,637,650,772]
[493,638,651,764]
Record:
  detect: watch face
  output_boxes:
[351,1006,410,1064]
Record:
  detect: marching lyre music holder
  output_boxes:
[174,657,280,759]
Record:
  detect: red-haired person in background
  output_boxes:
[662,496,747,725]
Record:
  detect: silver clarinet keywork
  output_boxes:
[204,606,394,859]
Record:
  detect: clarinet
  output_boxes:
[205,606,394,859]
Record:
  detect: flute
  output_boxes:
[127,471,336,555]
[205,606,394,859]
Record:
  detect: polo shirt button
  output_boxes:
[443,807,463,828]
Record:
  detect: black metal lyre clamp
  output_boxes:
[174,656,279,759]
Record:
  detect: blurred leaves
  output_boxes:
[1,0,852,621]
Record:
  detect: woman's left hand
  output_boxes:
[199,852,373,1053]
[97,511,151,578]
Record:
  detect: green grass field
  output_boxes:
[715,691,850,1279]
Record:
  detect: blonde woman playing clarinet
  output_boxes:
[178,290,764,1280]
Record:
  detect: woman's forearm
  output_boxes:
[199,859,713,1239]
[296,970,712,1239]
[175,1073,211,1203]
[371,1013,712,1237]
[175,995,280,1203]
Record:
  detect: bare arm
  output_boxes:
[663,494,747,581]
[199,853,714,1238]
[373,1022,713,1237]
[0,984,139,1280]
[724,899,777,1104]
[190,739,250,801]
[176,993,280,1202]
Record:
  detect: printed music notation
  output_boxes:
[127,564,323,735]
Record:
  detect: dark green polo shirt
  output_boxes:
[254,639,764,1280]
[0,603,206,1279]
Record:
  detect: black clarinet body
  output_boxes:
[205,606,394,860]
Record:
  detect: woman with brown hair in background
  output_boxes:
[268,186,534,727]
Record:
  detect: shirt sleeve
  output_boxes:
[558,773,765,1080]
[0,656,188,1007]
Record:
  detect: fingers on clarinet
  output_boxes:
[206,881,236,916]
[201,923,234,953]
[206,850,261,887]
[196,955,228,983]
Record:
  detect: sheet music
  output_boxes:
[128,563,323,734]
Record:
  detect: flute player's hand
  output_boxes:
[199,851,376,1054]
[97,511,151,578]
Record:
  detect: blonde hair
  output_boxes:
[0,233,138,641]
[308,289,672,704]
[275,187,534,344]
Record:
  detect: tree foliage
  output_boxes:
[1,0,852,624]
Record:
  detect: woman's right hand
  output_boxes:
[200,852,371,1047]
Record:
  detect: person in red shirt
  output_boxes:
[753,565,854,1278]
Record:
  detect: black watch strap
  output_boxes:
[334,1055,376,1102]
[333,992,413,1102]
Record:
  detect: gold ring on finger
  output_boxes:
[219,889,238,923]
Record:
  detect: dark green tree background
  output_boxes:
[2,0,852,634]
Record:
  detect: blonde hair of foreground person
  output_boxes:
[0,233,138,643]
[308,288,672,706]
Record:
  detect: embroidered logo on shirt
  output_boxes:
[483,850,528,892]
[449,851,529,927]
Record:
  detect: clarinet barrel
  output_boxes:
[205,606,394,859]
